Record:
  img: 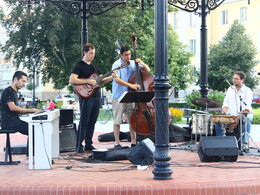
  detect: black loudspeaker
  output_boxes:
[198,136,238,162]
[59,123,77,152]
[59,109,74,125]
[127,138,155,165]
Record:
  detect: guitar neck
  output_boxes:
[96,70,113,84]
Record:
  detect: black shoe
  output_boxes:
[84,145,96,151]
[114,144,122,149]
[76,146,85,153]
[131,144,136,148]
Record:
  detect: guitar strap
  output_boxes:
[91,63,101,75]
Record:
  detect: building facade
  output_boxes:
[168,0,260,94]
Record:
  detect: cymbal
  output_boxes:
[191,98,222,108]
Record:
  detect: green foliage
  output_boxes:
[208,20,259,91]
[36,101,46,109]
[67,85,74,94]
[252,108,260,124]
[252,103,260,109]
[1,1,81,90]
[26,82,34,91]
[54,101,63,109]
[169,102,187,108]
[168,25,193,90]
[1,2,192,92]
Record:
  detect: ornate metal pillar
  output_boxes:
[152,0,173,180]
[200,0,208,98]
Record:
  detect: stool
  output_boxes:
[0,130,20,165]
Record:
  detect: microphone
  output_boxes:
[225,78,232,88]
[239,95,247,106]
[223,74,230,80]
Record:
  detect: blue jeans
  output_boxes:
[215,115,252,144]
[77,97,100,148]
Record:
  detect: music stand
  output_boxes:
[119,91,154,104]
[119,91,155,138]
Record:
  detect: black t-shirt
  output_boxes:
[0,86,20,125]
[71,60,101,97]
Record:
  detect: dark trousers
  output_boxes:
[77,97,100,148]
[1,119,28,135]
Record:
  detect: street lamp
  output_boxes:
[168,0,225,98]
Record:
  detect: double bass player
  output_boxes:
[111,45,151,148]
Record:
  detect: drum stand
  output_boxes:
[238,114,259,155]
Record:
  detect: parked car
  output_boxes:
[55,94,76,102]
[252,95,260,103]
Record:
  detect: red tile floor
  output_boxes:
[1,132,260,195]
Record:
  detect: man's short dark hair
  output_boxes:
[120,45,130,55]
[234,71,246,81]
[83,43,95,53]
[12,71,27,82]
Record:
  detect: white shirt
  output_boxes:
[223,84,252,116]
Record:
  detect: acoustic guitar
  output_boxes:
[73,62,130,99]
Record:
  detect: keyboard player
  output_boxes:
[1,71,42,137]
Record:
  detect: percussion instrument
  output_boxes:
[191,98,222,108]
[211,115,236,124]
[192,114,212,135]
[211,115,237,133]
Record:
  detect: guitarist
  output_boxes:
[111,45,150,149]
[69,43,117,153]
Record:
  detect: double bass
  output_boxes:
[128,34,156,135]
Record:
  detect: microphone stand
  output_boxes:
[225,79,243,152]
[238,96,259,154]
[238,96,243,153]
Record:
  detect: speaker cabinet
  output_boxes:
[198,136,238,162]
[127,138,155,165]
[10,144,27,154]
[59,123,77,152]
[59,109,74,125]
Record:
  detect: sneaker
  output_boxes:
[114,144,122,149]
[84,145,96,151]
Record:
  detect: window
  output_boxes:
[190,13,196,28]
[240,7,247,23]
[220,10,228,25]
[173,12,179,30]
[190,39,196,54]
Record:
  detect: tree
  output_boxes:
[1,2,192,92]
[208,20,259,91]
[1,1,81,90]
